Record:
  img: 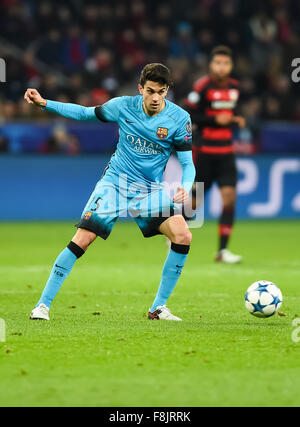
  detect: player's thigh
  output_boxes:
[215,155,237,194]
[193,153,214,193]
[133,188,175,239]
[159,215,192,245]
[191,154,213,209]
[77,179,119,240]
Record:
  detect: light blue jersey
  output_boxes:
[43,95,195,239]
[94,95,192,186]
[44,95,194,190]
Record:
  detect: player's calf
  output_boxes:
[149,216,191,318]
[29,230,96,320]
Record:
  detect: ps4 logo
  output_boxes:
[0,58,6,82]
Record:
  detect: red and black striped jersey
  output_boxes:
[185,75,240,155]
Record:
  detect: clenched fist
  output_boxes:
[24,88,47,107]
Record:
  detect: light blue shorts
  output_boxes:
[76,174,176,239]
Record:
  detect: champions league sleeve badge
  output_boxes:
[186,121,192,134]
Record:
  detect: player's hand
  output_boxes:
[231,115,246,128]
[215,113,233,126]
[24,88,47,107]
[173,187,189,204]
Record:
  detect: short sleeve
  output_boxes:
[94,97,123,123]
[173,114,193,151]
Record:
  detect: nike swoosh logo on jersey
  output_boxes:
[125,120,134,124]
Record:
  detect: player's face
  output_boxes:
[210,54,233,80]
[138,81,168,116]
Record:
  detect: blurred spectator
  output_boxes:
[81,4,100,33]
[215,1,244,50]
[170,22,201,60]
[39,125,80,156]
[249,11,280,74]
[36,1,56,32]
[262,96,282,121]
[152,26,170,61]
[35,29,62,67]
[116,28,144,67]
[197,29,215,55]
[56,5,73,31]
[61,25,89,71]
[130,0,146,32]
[0,0,299,128]
[38,74,61,101]
[0,100,17,122]
[274,7,292,44]
[267,73,293,120]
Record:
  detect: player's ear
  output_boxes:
[138,84,144,95]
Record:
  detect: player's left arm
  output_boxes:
[172,115,196,203]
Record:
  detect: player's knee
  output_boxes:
[72,228,97,251]
[222,189,236,208]
[173,229,192,246]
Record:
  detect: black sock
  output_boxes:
[218,206,235,251]
[67,241,85,258]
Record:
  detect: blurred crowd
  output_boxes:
[1,0,300,131]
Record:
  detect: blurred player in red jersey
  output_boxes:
[185,45,246,263]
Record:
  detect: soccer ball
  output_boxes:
[245,280,283,318]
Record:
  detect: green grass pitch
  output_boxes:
[0,220,300,407]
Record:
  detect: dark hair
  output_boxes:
[210,45,233,61]
[139,63,173,87]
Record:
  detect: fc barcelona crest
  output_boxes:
[84,211,92,220]
[156,127,168,139]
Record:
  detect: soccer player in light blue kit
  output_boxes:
[25,63,195,321]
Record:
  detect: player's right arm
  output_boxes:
[24,88,122,123]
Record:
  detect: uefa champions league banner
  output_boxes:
[0,154,299,220]
[164,155,300,220]
[235,156,300,219]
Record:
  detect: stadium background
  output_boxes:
[1,0,300,409]
[0,0,300,222]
